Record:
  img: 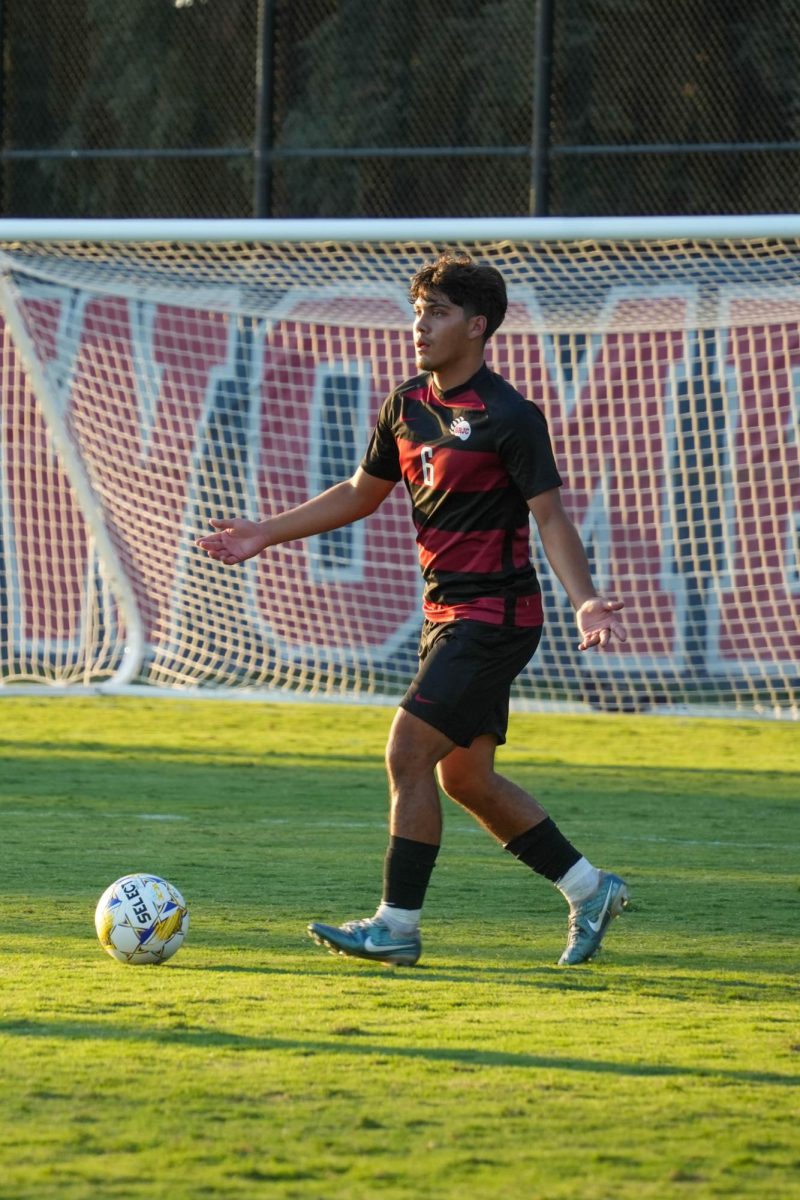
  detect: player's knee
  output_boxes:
[385,709,451,785]
[385,726,434,787]
[437,760,489,807]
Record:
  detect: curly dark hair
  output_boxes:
[409,251,508,340]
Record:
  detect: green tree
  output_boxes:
[5,0,257,217]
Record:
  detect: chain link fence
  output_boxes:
[548,0,800,215]
[1,0,798,218]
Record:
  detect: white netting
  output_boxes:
[0,222,798,717]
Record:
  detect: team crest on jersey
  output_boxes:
[449,417,471,441]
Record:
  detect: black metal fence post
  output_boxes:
[253,0,275,218]
[530,0,554,217]
[0,1,5,214]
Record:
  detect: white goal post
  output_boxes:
[0,216,798,719]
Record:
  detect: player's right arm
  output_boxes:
[195,468,395,565]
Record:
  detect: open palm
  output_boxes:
[195,518,267,565]
[576,597,626,651]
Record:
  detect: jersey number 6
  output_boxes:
[421,445,434,487]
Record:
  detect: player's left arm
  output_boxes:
[528,487,626,651]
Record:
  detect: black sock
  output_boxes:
[383,835,440,909]
[504,817,581,883]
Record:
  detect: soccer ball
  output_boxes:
[95,873,189,965]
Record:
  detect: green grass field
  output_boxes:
[0,696,798,1200]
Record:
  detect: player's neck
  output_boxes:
[432,356,485,395]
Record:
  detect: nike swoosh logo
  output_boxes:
[586,885,614,933]
[364,935,417,953]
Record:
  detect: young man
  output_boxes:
[196,251,629,968]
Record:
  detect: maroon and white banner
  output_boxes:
[2,283,798,688]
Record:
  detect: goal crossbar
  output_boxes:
[1,214,800,243]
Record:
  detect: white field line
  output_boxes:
[3,810,794,851]
[254,817,798,851]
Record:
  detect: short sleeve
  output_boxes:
[360,395,402,482]
[496,400,563,500]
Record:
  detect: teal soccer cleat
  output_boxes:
[307,916,421,966]
[559,872,629,965]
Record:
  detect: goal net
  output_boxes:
[0,217,798,719]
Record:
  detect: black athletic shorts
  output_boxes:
[399,619,542,748]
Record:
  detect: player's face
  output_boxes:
[412,289,483,376]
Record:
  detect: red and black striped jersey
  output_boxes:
[361,364,563,628]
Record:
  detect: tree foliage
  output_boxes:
[2,0,798,217]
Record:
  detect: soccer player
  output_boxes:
[196,252,629,967]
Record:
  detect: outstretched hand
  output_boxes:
[195,518,268,566]
[576,597,626,651]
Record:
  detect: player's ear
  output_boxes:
[468,313,487,341]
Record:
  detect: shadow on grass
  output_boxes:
[0,739,383,766]
[1,1017,796,1087]
[5,927,796,1002]
[1,743,797,787]
[192,960,617,995]
[189,960,799,1003]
